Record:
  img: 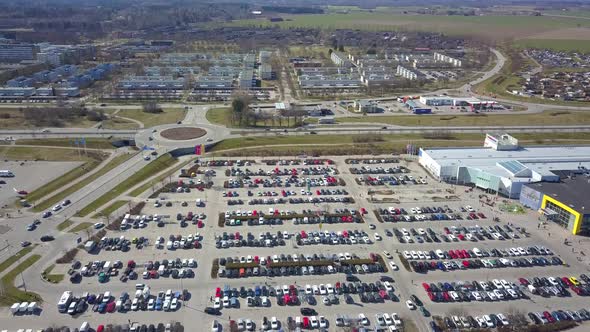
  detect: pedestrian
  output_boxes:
[548,232,550,237]
[572,248,575,253]
[210,296,213,302]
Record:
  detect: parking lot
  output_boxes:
[5,155,590,331]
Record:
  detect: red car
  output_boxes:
[97,325,104,332]
[422,283,430,291]
[543,311,555,323]
[562,277,573,287]
[360,208,367,215]
[197,220,204,228]
[462,260,470,268]
[127,260,136,268]
[518,278,529,286]
[215,287,221,297]
[427,291,435,301]
[303,317,310,328]
[477,212,486,219]
[106,301,116,313]
[457,234,465,241]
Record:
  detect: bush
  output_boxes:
[55,248,79,264]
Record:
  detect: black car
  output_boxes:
[300,308,317,316]
[40,235,54,242]
[205,307,221,315]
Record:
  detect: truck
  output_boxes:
[0,170,15,177]
[57,291,73,313]
[27,302,38,314]
[84,241,96,253]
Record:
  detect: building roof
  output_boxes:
[524,175,590,213]
[422,145,590,179]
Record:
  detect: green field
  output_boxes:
[101,117,140,130]
[335,110,590,127]
[32,153,135,212]
[16,138,116,150]
[227,13,590,41]
[514,39,590,53]
[0,108,97,129]
[0,254,42,306]
[116,108,187,128]
[75,153,177,217]
[92,200,129,219]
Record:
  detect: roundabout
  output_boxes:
[159,126,207,140]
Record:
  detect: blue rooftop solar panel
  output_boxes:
[499,160,527,174]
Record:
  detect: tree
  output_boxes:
[142,102,162,113]
[231,93,251,127]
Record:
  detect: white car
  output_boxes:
[222,296,230,308]
[375,314,386,326]
[497,313,510,326]
[310,316,319,328]
[384,281,394,291]
[326,284,334,294]
[391,313,402,326]
[213,297,221,309]
[270,317,279,329]
[389,261,399,270]
[319,316,327,328]
[319,284,327,295]
[245,319,254,331]
[383,313,393,326]
[383,251,393,259]
[358,313,369,326]
[374,233,382,241]
[93,222,104,229]
[406,300,416,310]
[305,285,312,295]
[52,204,61,212]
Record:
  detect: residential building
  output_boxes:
[0,43,39,62]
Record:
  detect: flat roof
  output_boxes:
[524,175,590,213]
[422,145,590,178]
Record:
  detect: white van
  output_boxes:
[167,241,173,250]
[196,199,202,206]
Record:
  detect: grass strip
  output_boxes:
[75,153,177,217]
[129,159,190,197]
[92,200,129,219]
[42,264,64,284]
[16,138,116,150]
[334,110,590,127]
[56,219,74,231]
[25,159,102,204]
[0,246,36,274]
[33,153,135,212]
[68,222,93,233]
[0,254,42,306]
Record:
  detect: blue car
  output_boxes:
[98,303,107,313]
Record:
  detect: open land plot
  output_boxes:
[0,108,97,129]
[211,132,590,157]
[23,154,590,331]
[206,107,305,128]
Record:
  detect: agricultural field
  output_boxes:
[227,13,590,52]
